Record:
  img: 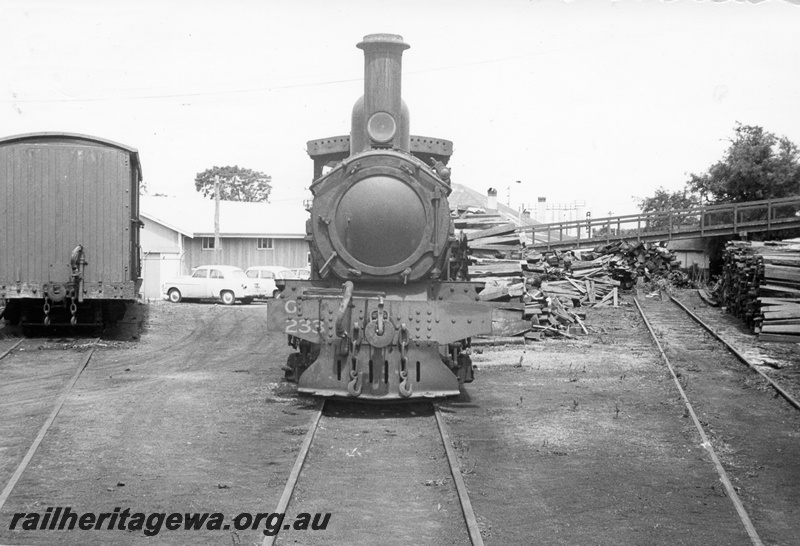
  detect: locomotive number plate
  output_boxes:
[281,299,325,339]
[285,318,324,335]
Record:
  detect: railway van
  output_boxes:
[0,132,143,328]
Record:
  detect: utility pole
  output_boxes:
[507,180,522,207]
[214,174,221,265]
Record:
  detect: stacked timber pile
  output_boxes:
[452,207,686,340]
[469,240,683,302]
[550,241,686,289]
[462,219,685,290]
[465,247,620,340]
[454,207,524,257]
[450,208,521,282]
[480,286,589,341]
[718,239,800,342]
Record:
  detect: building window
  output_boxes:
[201,237,215,250]
[257,237,274,250]
[307,251,311,265]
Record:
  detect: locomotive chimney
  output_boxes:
[351,34,411,154]
[487,188,498,211]
[536,196,547,223]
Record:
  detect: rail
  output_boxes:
[634,299,763,545]
[527,195,800,251]
[264,401,484,546]
[0,338,100,513]
[668,294,800,411]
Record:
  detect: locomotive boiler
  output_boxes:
[268,34,492,400]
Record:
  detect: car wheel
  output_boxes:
[168,288,182,303]
[221,291,235,305]
[272,290,280,299]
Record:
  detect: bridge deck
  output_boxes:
[525,196,800,251]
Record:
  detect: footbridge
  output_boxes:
[527,196,800,251]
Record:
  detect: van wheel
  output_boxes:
[221,291,236,305]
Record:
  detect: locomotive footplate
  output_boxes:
[268,280,492,400]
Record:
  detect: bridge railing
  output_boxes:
[527,195,800,250]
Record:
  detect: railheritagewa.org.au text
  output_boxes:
[8,507,331,537]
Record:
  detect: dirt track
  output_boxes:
[0,293,798,545]
[1,301,316,545]
[442,293,800,545]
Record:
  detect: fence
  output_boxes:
[527,196,800,251]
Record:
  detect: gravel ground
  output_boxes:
[442,291,800,545]
[1,292,798,545]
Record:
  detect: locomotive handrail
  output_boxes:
[525,195,800,250]
[334,281,355,339]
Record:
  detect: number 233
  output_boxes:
[285,318,323,335]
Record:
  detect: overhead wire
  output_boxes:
[1,44,582,105]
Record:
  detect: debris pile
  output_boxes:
[717,239,800,342]
[565,240,687,288]
[470,239,684,294]
[452,208,687,340]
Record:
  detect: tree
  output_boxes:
[635,125,800,274]
[194,165,272,202]
[687,124,800,204]
[637,187,698,214]
[636,187,700,231]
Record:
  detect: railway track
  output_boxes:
[671,291,800,407]
[635,294,800,546]
[0,337,100,513]
[265,400,483,546]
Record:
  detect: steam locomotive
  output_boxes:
[268,34,492,400]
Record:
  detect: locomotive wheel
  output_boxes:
[457,353,475,383]
[220,291,236,305]
[283,353,303,382]
[168,289,182,303]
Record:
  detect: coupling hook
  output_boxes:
[347,368,362,397]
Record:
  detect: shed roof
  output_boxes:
[449,183,540,227]
[140,196,307,239]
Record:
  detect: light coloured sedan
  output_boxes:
[245,266,295,299]
[290,267,311,280]
[162,265,256,305]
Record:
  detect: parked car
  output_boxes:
[162,265,256,305]
[290,267,311,280]
[245,266,295,298]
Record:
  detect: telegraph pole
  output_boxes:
[214,174,221,265]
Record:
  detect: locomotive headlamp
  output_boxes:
[367,112,396,144]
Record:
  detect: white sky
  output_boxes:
[3,0,799,223]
